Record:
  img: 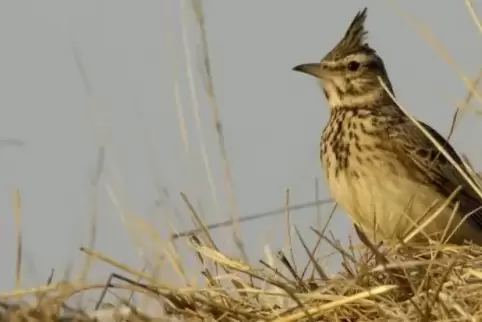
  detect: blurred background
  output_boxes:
[0,1,481,304]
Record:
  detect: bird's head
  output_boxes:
[293,8,394,109]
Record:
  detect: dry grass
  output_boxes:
[4,1,482,321]
[119,241,482,321]
[4,236,482,321]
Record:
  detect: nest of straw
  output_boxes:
[5,236,482,322]
[154,236,482,322]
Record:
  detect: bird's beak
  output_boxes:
[292,63,325,79]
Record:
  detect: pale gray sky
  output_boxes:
[1,1,482,295]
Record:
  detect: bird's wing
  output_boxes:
[387,119,482,229]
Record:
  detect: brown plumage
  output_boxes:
[293,8,482,245]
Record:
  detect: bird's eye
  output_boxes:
[347,61,360,71]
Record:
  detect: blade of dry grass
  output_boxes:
[390,3,482,106]
[284,189,297,273]
[79,247,170,289]
[447,67,482,142]
[13,189,22,292]
[466,0,482,35]
[180,192,218,252]
[303,203,337,280]
[179,0,221,229]
[274,285,397,322]
[402,186,462,244]
[294,226,329,281]
[189,0,248,262]
[71,45,103,291]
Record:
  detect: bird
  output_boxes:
[292,7,482,246]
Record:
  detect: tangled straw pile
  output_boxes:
[3,236,482,321]
[161,239,482,321]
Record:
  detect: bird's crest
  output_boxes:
[324,8,372,61]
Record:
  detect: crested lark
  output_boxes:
[293,8,482,245]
